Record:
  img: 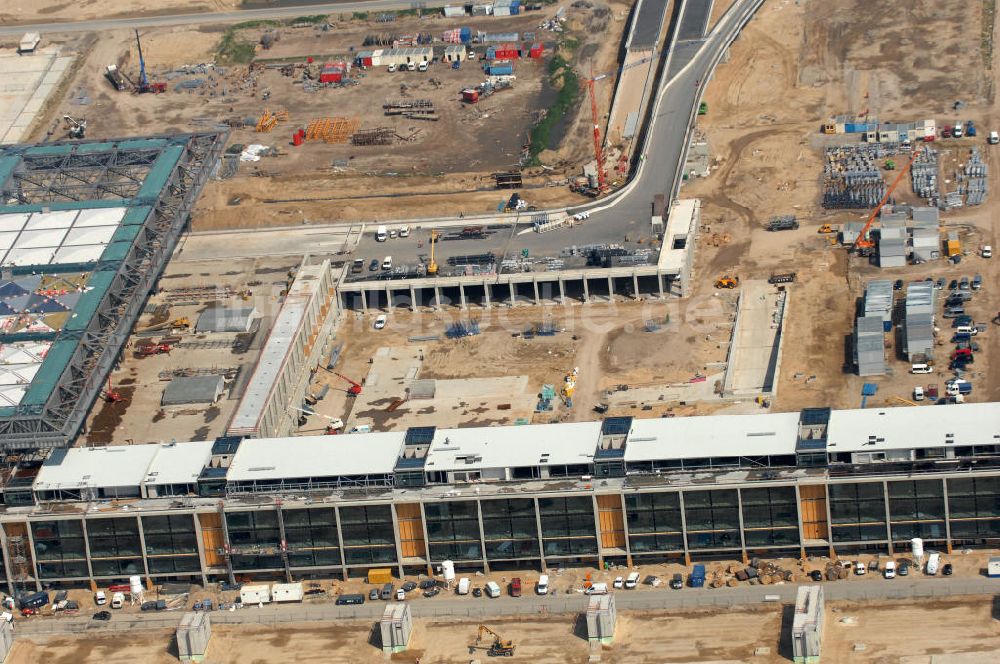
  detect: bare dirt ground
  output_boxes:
[0,0,236,25]
[684,0,1000,411]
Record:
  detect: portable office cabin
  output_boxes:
[18,33,41,54]
[240,585,271,604]
[443,5,466,17]
[443,45,466,62]
[272,582,304,602]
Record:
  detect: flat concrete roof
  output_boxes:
[35,445,160,493]
[657,199,698,272]
[143,440,214,487]
[226,432,404,481]
[626,411,801,462]
[827,403,1000,453]
[425,421,600,472]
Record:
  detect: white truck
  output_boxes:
[484,581,501,598]
[271,582,303,603]
[625,572,640,589]
[240,584,272,605]
[110,592,125,609]
[926,552,941,575]
[376,225,388,242]
[457,577,470,595]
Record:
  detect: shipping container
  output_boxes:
[271,582,304,603]
[689,564,706,587]
[240,585,272,605]
[988,557,1000,577]
[443,5,466,17]
[487,61,514,76]
[529,43,543,58]
[462,88,480,103]
[368,567,393,584]
[460,27,472,43]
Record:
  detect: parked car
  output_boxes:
[368,589,379,601]
[351,258,364,273]
[669,574,683,590]
[809,570,823,582]
[935,277,946,289]
[373,314,387,330]
[401,581,417,592]
[884,561,897,579]
[949,279,960,290]
[913,386,925,401]
[93,610,112,621]
[972,274,983,290]
[612,576,624,589]
[898,561,910,576]
[959,276,971,291]
[893,279,903,291]
[395,588,406,601]
[418,579,437,590]
[94,591,107,606]
[509,578,522,597]
[942,563,954,576]
[472,587,483,598]
[854,561,866,576]
[368,259,379,271]
[422,588,440,598]
[335,594,365,606]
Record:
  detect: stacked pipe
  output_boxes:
[910,146,939,202]
[822,145,894,209]
[963,148,988,206]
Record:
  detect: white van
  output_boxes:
[381,256,392,270]
[457,577,470,595]
[536,574,549,595]
[926,552,941,575]
[586,582,609,595]
[624,572,640,589]
[398,225,410,238]
[910,363,934,374]
[884,561,897,579]
[417,61,428,72]
[484,581,501,598]
[376,225,388,242]
[954,325,977,336]
[110,592,125,609]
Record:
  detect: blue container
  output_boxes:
[488,63,513,75]
[486,46,497,59]
[690,564,705,588]
[460,27,472,43]
[883,320,892,333]
[510,5,519,13]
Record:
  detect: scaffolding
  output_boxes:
[304,117,360,144]
[255,108,288,133]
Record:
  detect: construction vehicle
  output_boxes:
[817,224,839,234]
[473,625,516,657]
[104,64,129,91]
[102,378,124,403]
[427,230,439,275]
[133,30,166,94]
[851,149,921,254]
[291,406,344,434]
[334,373,363,396]
[135,342,172,357]
[581,57,653,195]
[560,367,578,407]
[884,159,895,170]
[714,275,739,289]
[766,215,799,231]
[888,395,919,407]
[698,101,708,116]
[141,317,191,333]
[62,115,87,139]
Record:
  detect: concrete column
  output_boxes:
[390,505,405,580]
[333,506,348,581]
[583,278,590,303]
[608,275,615,302]
[190,513,210,587]
[218,507,236,586]
[532,279,540,305]
[882,481,894,555]
[824,485,836,560]
[360,289,368,313]
[80,518,95,589]
[475,502,489,574]
[592,495,604,571]
[632,274,640,300]
[275,505,293,583]
[459,284,467,310]
[509,282,516,306]
[558,278,567,306]
[793,485,807,561]
[433,286,442,311]
[135,515,152,585]
[533,497,546,572]
[385,286,394,312]
[483,281,492,308]
[22,522,43,592]
[418,503,433,578]
[620,492,633,568]
[678,491,691,566]
[410,286,418,312]
[657,274,665,299]
[736,489,749,564]
[0,523,15,595]
[942,477,953,554]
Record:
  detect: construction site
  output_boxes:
[0,0,996,658]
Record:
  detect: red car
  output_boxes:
[509,578,522,597]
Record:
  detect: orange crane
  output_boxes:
[852,149,921,253]
[584,57,653,194]
[334,373,363,396]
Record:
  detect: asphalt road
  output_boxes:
[16,576,1000,636]
[0,0,454,35]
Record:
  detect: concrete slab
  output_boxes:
[725,281,788,395]
[0,49,76,144]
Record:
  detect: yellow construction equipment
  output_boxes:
[821,122,838,134]
[888,396,919,407]
[141,317,191,333]
[474,625,516,657]
[817,224,837,234]
[714,275,739,289]
[255,108,288,133]
[427,230,439,275]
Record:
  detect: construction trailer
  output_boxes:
[585,593,617,644]
[176,611,212,663]
[18,33,41,54]
[380,603,413,653]
[377,47,433,67]
[791,585,824,664]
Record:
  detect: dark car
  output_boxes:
[809,570,823,582]
[669,573,683,590]
[949,279,959,290]
[335,593,365,606]
[418,579,437,590]
[942,563,954,576]
[936,277,946,289]
[893,279,903,291]
[93,610,112,621]
[369,259,379,271]
[423,588,440,598]
[472,587,483,598]
[304,588,326,598]
[898,562,910,576]
[368,589,379,601]
[401,581,417,592]
[141,601,158,611]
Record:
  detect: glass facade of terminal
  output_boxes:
[5,473,1000,589]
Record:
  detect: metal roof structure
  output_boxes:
[34,444,161,495]
[626,412,801,461]
[225,433,404,483]
[854,316,886,377]
[424,421,599,472]
[0,132,227,451]
[827,403,998,452]
[161,375,225,406]
[195,306,257,333]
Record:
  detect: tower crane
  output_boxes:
[133,30,166,94]
[334,373,363,396]
[852,149,921,254]
[582,56,654,195]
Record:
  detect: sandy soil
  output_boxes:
[0,0,236,25]
[684,0,1000,410]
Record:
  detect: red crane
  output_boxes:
[852,149,921,253]
[334,373,363,396]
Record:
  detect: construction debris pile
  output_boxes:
[383,98,438,120]
[706,559,796,588]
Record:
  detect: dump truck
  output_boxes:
[766,215,799,231]
[689,564,706,588]
[104,65,129,91]
[946,231,962,258]
[714,275,739,289]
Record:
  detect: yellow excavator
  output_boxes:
[473,624,516,657]
[427,230,440,275]
[714,275,739,289]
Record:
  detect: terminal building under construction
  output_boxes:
[0,403,995,590]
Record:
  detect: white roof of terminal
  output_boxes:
[0,208,126,268]
[143,440,214,486]
[827,403,1000,452]
[424,421,600,471]
[625,412,802,461]
[34,444,160,492]
[226,433,404,481]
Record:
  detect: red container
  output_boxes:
[307,56,314,64]
[292,133,303,146]
[462,89,479,103]
[529,43,543,58]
